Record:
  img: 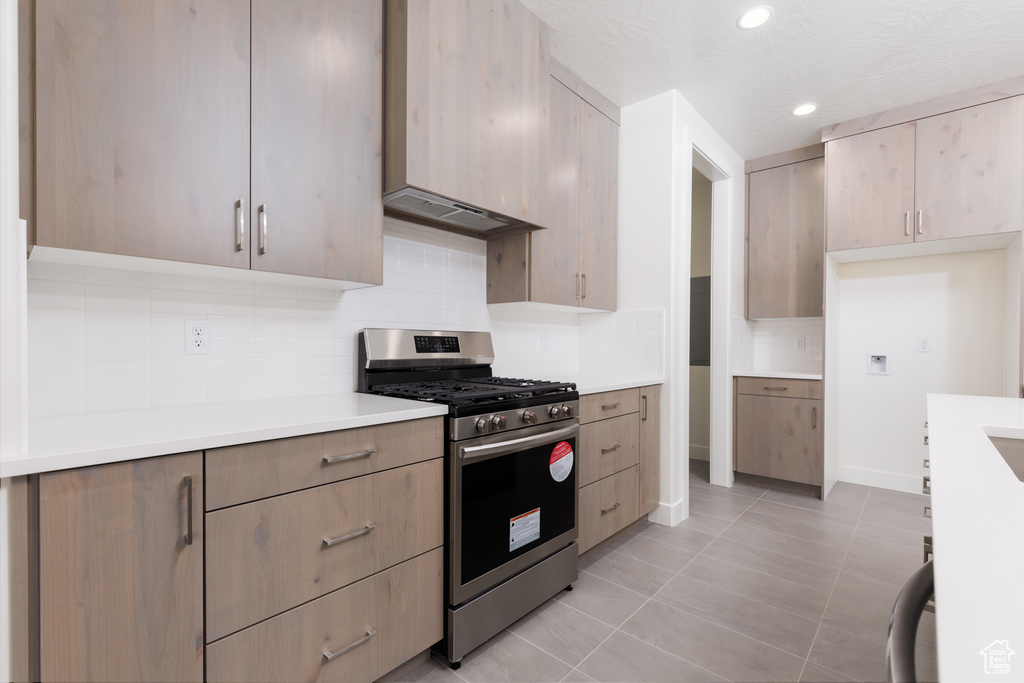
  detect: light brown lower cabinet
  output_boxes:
[577,386,660,553]
[38,453,204,683]
[579,466,639,553]
[205,460,443,641]
[206,548,443,683]
[734,377,822,489]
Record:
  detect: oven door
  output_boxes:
[450,420,579,606]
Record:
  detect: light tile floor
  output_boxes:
[396,460,937,682]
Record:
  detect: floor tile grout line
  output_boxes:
[602,627,733,683]
[799,482,874,682]
[501,628,581,673]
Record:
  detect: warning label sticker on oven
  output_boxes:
[510,508,541,552]
[549,441,574,482]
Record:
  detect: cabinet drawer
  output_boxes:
[579,414,639,487]
[578,466,639,554]
[735,377,821,400]
[580,389,640,423]
[206,459,442,642]
[206,548,443,683]
[206,417,443,510]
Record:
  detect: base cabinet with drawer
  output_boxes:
[734,377,823,492]
[577,386,660,553]
[28,417,444,683]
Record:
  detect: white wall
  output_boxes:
[732,317,824,375]
[834,250,1008,492]
[618,90,744,523]
[0,0,25,678]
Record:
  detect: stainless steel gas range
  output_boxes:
[358,328,579,668]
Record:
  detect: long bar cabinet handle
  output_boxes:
[183,476,194,546]
[323,448,376,464]
[641,395,648,421]
[235,199,245,251]
[916,209,923,234]
[812,407,817,429]
[600,502,621,515]
[323,628,377,661]
[763,386,788,391]
[601,402,621,410]
[323,524,376,547]
[575,273,580,298]
[258,203,268,255]
[581,273,587,299]
[601,444,621,454]
[904,211,911,236]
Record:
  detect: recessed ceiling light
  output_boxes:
[737,5,774,30]
[793,103,818,116]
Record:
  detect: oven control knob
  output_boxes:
[549,405,564,419]
[522,410,537,424]
[491,415,507,430]
[476,417,492,433]
[562,404,575,418]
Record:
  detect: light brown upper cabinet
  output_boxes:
[383,0,550,233]
[33,0,382,284]
[826,96,1024,252]
[746,156,824,318]
[487,76,619,311]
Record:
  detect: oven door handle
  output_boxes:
[458,423,580,461]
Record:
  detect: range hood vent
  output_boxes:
[384,188,524,234]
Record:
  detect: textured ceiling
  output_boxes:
[520,0,1024,160]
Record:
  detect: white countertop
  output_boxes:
[576,378,663,395]
[733,370,823,381]
[926,394,1024,682]
[2,393,448,478]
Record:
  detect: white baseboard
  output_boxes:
[838,465,925,495]
[689,444,710,461]
[648,495,686,526]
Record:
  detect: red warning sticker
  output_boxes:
[549,441,574,482]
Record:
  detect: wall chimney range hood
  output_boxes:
[383,0,551,238]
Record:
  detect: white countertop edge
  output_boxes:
[732,370,823,381]
[925,393,1024,683]
[2,393,448,478]
[577,378,663,395]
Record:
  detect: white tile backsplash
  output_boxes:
[27,218,665,417]
[732,316,824,375]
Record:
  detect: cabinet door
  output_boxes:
[735,394,822,486]
[579,102,618,311]
[915,96,1024,242]
[39,453,204,682]
[747,158,824,318]
[639,385,661,516]
[251,0,383,283]
[529,77,582,307]
[826,122,916,251]
[35,1,250,268]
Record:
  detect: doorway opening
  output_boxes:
[689,167,713,482]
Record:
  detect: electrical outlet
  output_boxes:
[794,336,806,352]
[185,319,211,356]
[917,337,931,353]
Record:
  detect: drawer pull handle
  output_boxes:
[235,198,245,251]
[183,476,194,546]
[916,209,923,235]
[323,448,376,465]
[811,407,817,429]
[601,402,621,410]
[323,524,376,547]
[763,386,788,391]
[258,203,268,255]
[323,628,377,661]
[600,502,621,515]
[922,476,931,495]
[904,210,911,236]
[601,444,621,454]
[641,395,648,421]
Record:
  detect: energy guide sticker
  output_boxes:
[509,508,541,551]
[549,441,574,482]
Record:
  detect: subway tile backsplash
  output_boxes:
[732,316,824,375]
[27,218,664,418]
